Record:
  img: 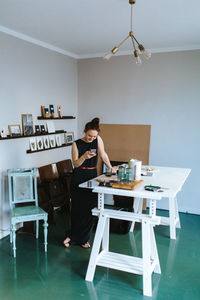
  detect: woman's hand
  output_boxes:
[111,166,118,174]
[84,151,96,160]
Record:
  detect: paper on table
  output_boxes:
[141,167,159,176]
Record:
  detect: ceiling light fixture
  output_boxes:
[103,0,151,64]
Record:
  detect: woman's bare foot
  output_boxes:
[81,242,90,248]
[63,237,71,248]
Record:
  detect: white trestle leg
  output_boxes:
[86,208,161,296]
[102,217,109,252]
[142,220,152,296]
[142,221,161,296]
[174,197,181,229]
[85,212,107,282]
[130,197,143,232]
[169,197,176,239]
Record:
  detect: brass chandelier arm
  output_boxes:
[133,36,146,52]
[133,35,140,46]
[116,35,130,49]
[110,34,130,55]
[131,36,136,51]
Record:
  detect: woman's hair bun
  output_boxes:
[91,117,100,125]
[84,117,100,132]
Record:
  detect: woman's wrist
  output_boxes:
[73,154,86,168]
[82,154,86,161]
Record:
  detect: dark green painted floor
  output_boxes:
[0,209,200,300]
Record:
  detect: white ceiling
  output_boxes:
[0,0,200,59]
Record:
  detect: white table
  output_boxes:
[80,166,191,240]
[80,166,190,296]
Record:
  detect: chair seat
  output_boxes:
[11,206,47,219]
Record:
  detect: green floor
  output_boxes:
[0,209,200,300]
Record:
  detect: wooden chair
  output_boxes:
[56,159,73,176]
[56,159,73,213]
[8,168,48,258]
[56,159,73,194]
[38,163,68,211]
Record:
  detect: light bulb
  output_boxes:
[138,44,151,60]
[142,49,151,59]
[135,55,142,65]
[103,51,112,61]
[134,50,142,65]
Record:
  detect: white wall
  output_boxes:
[0,32,78,238]
[78,51,200,214]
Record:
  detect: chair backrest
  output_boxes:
[56,159,73,176]
[38,164,59,182]
[7,168,38,209]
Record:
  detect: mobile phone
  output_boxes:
[90,149,96,154]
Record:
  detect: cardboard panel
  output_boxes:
[97,124,151,210]
[99,124,151,165]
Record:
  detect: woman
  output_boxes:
[63,117,116,248]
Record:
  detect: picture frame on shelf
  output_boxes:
[55,134,62,147]
[46,121,55,133]
[65,132,74,144]
[29,137,37,151]
[35,125,40,134]
[57,105,62,118]
[0,128,7,138]
[8,124,22,137]
[22,114,33,136]
[44,107,50,118]
[40,125,46,133]
[49,104,55,118]
[41,106,45,118]
[36,137,44,150]
[43,136,50,149]
[49,135,56,148]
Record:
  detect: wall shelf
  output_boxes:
[0,130,66,141]
[26,143,72,154]
[37,116,76,120]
